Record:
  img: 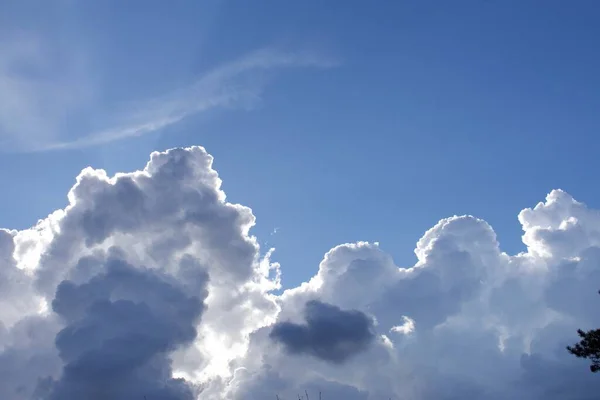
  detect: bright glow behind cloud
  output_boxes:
[0,146,599,399]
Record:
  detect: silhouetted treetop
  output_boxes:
[567,291,600,373]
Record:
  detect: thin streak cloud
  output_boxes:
[35,49,337,152]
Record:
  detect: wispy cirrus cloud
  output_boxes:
[0,2,337,153]
[40,49,336,151]
[4,47,336,153]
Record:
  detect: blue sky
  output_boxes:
[1,0,599,289]
[6,3,600,399]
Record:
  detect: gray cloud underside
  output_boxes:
[270,300,376,364]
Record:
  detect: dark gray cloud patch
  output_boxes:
[270,300,375,364]
[44,257,208,400]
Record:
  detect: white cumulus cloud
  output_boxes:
[0,146,599,399]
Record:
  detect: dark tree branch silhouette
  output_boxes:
[567,291,600,373]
